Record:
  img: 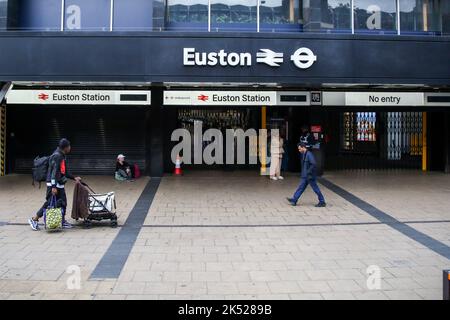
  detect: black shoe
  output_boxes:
[315,202,327,208]
[286,198,297,206]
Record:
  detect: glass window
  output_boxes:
[399,0,440,34]
[211,0,257,31]
[153,0,165,30]
[16,0,61,31]
[114,0,155,31]
[354,0,397,33]
[440,0,450,35]
[0,0,7,30]
[167,0,208,31]
[260,0,300,32]
[303,0,352,33]
[64,0,110,31]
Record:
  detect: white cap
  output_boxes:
[117,154,125,160]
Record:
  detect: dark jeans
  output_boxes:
[36,186,67,219]
[293,177,325,204]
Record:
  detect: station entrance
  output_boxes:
[325,111,425,171]
[162,105,448,175]
[161,102,313,175]
[163,106,261,172]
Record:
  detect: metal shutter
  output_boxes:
[8,106,146,175]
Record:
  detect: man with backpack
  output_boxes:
[28,138,81,231]
[287,142,326,208]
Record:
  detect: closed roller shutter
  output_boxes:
[8,105,146,175]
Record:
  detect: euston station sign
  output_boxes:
[7,90,151,105]
[164,91,278,106]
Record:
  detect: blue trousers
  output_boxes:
[293,178,325,204]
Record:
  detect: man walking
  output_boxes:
[287,142,326,207]
[28,138,81,230]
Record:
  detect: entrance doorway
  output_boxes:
[266,106,310,173]
[325,111,425,170]
[164,107,261,172]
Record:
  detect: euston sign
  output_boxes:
[7,90,151,105]
[164,91,278,106]
[183,48,317,69]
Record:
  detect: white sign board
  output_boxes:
[164,91,277,106]
[7,90,151,105]
[345,92,424,106]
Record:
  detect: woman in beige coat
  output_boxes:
[269,132,284,181]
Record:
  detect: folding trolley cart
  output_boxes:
[81,182,118,228]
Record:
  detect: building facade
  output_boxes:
[0,0,449,177]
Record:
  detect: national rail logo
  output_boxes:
[38,93,50,101]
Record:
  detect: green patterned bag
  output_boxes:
[44,196,63,231]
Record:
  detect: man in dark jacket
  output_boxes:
[28,138,81,230]
[287,142,326,207]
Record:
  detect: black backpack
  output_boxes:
[32,156,50,187]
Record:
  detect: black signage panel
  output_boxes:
[0,33,449,86]
[279,95,307,102]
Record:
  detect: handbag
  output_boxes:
[44,195,63,231]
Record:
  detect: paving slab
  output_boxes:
[1,172,449,300]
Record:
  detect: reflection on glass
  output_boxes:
[168,0,208,23]
[399,0,440,34]
[303,0,351,32]
[13,0,62,31]
[211,0,257,30]
[354,0,397,33]
[443,1,450,35]
[260,0,300,31]
[114,0,157,31]
[153,0,166,29]
[167,0,208,30]
[260,0,297,24]
[0,0,7,30]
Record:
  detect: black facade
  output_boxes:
[0,31,449,176]
[0,32,449,85]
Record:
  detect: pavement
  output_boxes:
[0,170,449,300]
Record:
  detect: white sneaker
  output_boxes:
[28,218,39,231]
[278,176,284,180]
[270,177,278,181]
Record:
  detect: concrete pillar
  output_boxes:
[146,87,164,177]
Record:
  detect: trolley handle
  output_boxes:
[80,181,96,194]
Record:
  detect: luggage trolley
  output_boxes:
[81,182,118,228]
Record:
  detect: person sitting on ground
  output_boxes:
[115,154,133,181]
